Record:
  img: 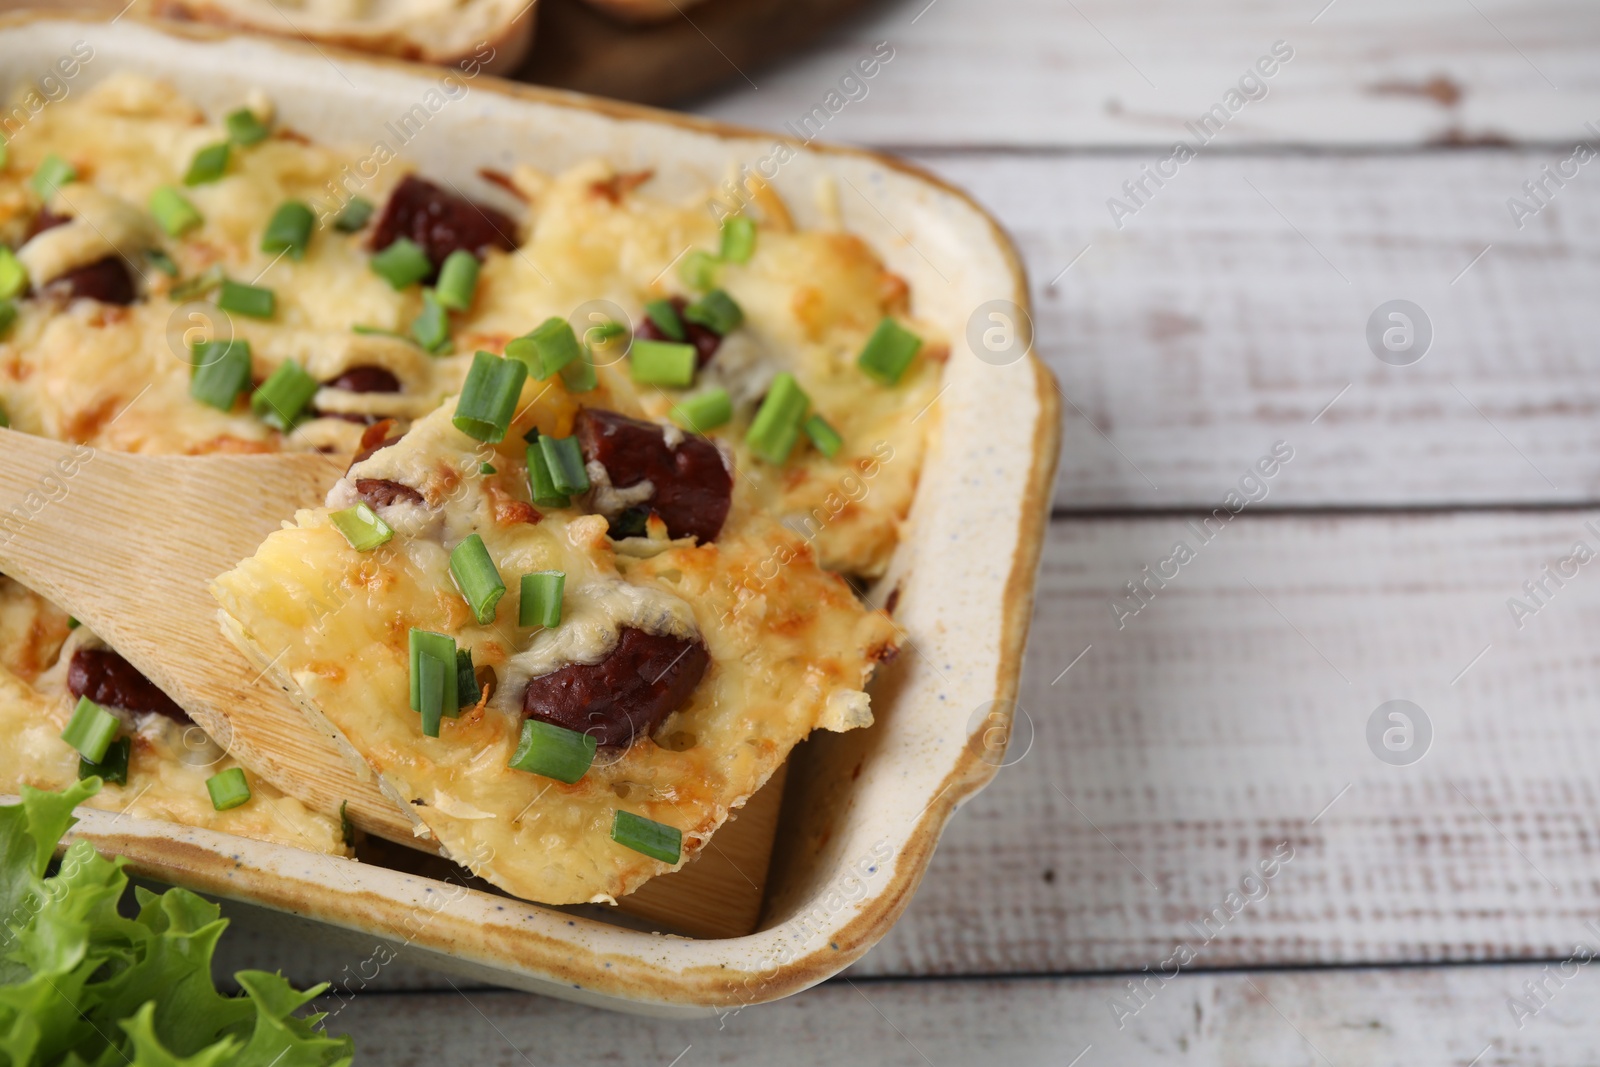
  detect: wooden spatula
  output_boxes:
[0,426,420,843]
[0,428,783,936]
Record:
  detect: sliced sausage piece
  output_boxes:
[43,257,136,306]
[522,627,709,748]
[575,408,731,544]
[636,296,721,366]
[356,478,425,508]
[324,365,401,394]
[68,647,190,723]
[24,207,70,242]
[369,174,517,275]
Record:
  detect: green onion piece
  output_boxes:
[67,617,78,630]
[408,629,459,718]
[30,154,76,198]
[684,289,743,335]
[149,185,203,237]
[720,216,757,263]
[418,652,446,738]
[538,434,590,496]
[60,696,119,764]
[0,248,28,301]
[250,359,317,429]
[643,299,685,341]
[679,250,718,290]
[0,398,9,427]
[184,142,231,186]
[509,718,595,784]
[630,340,697,387]
[0,302,15,342]
[857,317,923,386]
[370,237,431,290]
[560,349,598,393]
[225,106,271,146]
[217,279,276,319]
[506,317,581,380]
[670,388,732,432]
[456,648,477,708]
[453,351,527,443]
[329,502,393,551]
[434,250,480,311]
[146,250,179,277]
[804,414,844,458]
[519,570,565,629]
[611,809,682,864]
[170,264,224,302]
[747,372,810,465]
[479,463,496,475]
[525,440,569,508]
[261,200,315,260]
[584,320,626,344]
[206,767,251,811]
[450,534,506,624]
[78,736,131,787]
[411,289,451,353]
[188,339,252,411]
[334,197,375,233]
[0,132,7,169]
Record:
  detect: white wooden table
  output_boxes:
[219,1,1600,1061]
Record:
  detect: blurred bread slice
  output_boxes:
[149,0,536,73]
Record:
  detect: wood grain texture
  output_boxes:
[896,149,1600,509]
[324,964,1600,1065]
[694,0,1600,147]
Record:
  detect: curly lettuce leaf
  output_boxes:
[0,782,354,1066]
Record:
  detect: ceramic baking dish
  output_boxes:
[0,13,1060,1015]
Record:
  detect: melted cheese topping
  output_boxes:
[212,382,898,904]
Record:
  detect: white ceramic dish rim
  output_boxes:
[0,14,1061,1016]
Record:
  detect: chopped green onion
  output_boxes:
[538,435,590,496]
[334,197,374,233]
[679,250,718,290]
[408,629,459,720]
[61,696,119,764]
[0,302,15,341]
[329,502,393,551]
[684,289,743,335]
[79,736,130,787]
[643,299,685,341]
[0,132,7,169]
[149,185,203,237]
[30,154,76,198]
[0,398,9,427]
[479,463,497,475]
[506,317,581,380]
[370,237,431,290]
[250,359,317,429]
[456,647,477,706]
[509,718,595,784]
[525,439,569,508]
[519,570,565,629]
[452,351,527,443]
[0,248,28,301]
[67,617,80,630]
[183,142,231,186]
[434,250,480,311]
[225,106,270,146]
[630,340,697,388]
[584,320,626,344]
[560,349,598,393]
[418,653,446,737]
[611,810,682,864]
[720,216,756,263]
[804,414,844,457]
[746,372,809,465]
[449,533,506,624]
[857,317,923,386]
[260,200,315,260]
[206,767,251,811]
[670,388,732,432]
[146,249,179,277]
[217,279,276,319]
[170,264,224,302]
[188,339,252,411]
[411,289,450,353]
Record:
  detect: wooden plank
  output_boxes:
[895,149,1600,509]
[846,510,1600,976]
[325,964,1600,1064]
[694,0,1600,147]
